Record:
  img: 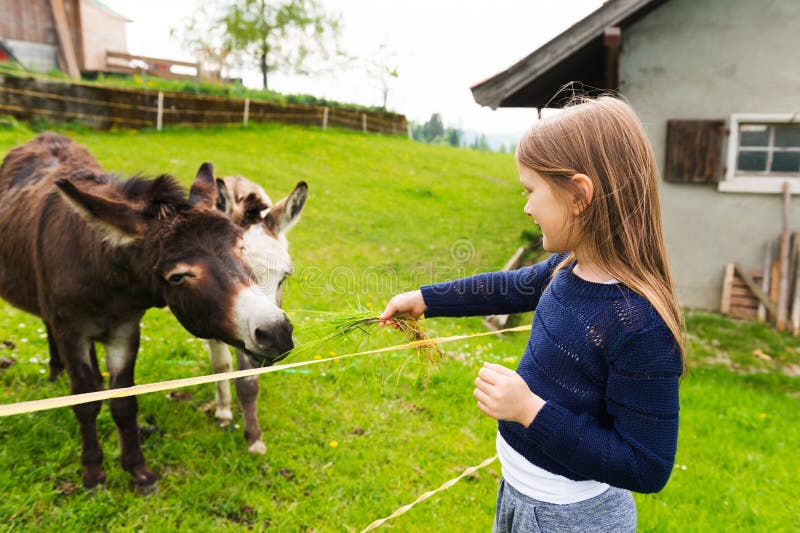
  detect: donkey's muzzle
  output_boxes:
[252,319,294,363]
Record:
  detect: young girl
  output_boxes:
[379,95,684,532]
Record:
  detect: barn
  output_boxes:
[0,0,128,76]
[471,0,800,314]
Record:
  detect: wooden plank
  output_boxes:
[106,50,198,69]
[735,263,779,318]
[769,261,780,323]
[49,0,81,78]
[729,295,758,308]
[720,263,735,314]
[730,305,758,319]
[777,181,792,330]
[758,240,772,321]
[792,234,800,335]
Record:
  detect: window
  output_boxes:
[737,124,800,174]
[720,114,800,193]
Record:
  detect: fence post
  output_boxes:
[322,106,329,131]
[243,97,250,127]
[156,91,164,132]
[407,124,413,139]
[362,113,367,134]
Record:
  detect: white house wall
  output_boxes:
[619,0,800,310]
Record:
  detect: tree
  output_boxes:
[422,113,444,142]
[446,128,460,147]
[365,43,398,110]
[222,0,341,90]
[471,134,489,151]
[171,5,237,84]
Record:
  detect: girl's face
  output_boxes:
[518,163,575,253]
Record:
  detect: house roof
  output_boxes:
[470,0,670,109]
[85,0,131,22]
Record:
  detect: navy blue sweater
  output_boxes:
[420,253,682,493]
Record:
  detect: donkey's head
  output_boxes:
[216,176,307,362]
[54,163,293,364]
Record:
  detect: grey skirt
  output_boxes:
[492,477,637,533]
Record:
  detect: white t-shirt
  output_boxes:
[496,277,618,504]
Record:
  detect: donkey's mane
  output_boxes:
[87,172,193,219]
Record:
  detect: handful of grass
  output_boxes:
[288,311,442,364]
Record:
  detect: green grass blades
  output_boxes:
[288,311,443,367]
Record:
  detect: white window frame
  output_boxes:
[718,113,800,194]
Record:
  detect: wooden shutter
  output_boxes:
[664,120,726,183]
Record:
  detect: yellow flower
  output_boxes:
[314,355,322,360]
[330,441,339,448]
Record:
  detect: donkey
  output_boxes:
[0,133,293,489]
[208,176,307,454]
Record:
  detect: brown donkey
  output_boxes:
[0,133,293,489]
[209,176,307,454]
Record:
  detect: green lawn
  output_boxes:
[0,122,798,532]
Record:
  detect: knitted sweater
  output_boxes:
[420,253,682,493]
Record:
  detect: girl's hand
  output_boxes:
[474,362,545,427]
[378,290,427,328]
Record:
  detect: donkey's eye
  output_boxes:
[167,272,192,284]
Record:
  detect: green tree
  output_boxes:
[422,113,444,142]
[366,43,398,110]
[171,5,236,84]
[222,0,341,90]
[471,134,489,151]
[445,128,460,147]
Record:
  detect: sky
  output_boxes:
[102,0,605,136]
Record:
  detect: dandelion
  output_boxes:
[330,441,339,448]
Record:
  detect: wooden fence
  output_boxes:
[0,74,408,135]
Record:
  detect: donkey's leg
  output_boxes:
[45,323,64,381]
[105,320,157,488]
[207,340,233,425]
[234,349,266,455]
[53,330,106,488]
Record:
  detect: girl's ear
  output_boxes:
[570,173,594,215]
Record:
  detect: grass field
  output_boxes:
[0,122,798,532]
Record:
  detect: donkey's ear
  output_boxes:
[56,179,146,245]
[189,162,217,208]
[215,178,233,216]
[264,181,307,237]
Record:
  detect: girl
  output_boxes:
[379,95,684,532]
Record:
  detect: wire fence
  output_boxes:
[0,74,408,135]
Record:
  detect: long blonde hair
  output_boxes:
[517,95,686,367]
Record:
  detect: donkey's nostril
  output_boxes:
[254,328,274,349]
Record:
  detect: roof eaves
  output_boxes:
[85,0,132,22]
[471,0,658,109]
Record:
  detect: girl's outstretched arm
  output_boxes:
[417,252,564,318]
